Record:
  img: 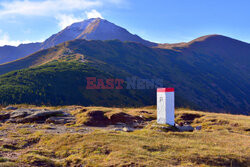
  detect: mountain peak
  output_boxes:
[67,18,104,29]
[40,18,155,49]
[187,34,250,47]
[188,34,237,44]
[189,34,221,42]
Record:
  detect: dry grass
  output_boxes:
[0,106,249,166]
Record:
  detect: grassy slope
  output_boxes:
[0,44,82,75]
[0,39,249,114]
[0,106,249,167]
[0,61,158,107]
[68,39,250,114]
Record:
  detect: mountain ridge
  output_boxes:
[0,38,249,114]
[1,18,249,65]
[156,34,250,49]
[0,18,156,64]
[0,42,42,65]
[0,19,249,114]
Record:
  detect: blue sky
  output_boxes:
[0,0,249,46]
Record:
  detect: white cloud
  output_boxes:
[0,0,102,17]
[56,14,84,29]
[0,30,31,46]
[85,9,103,19]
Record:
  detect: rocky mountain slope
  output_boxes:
[40,18,155,49]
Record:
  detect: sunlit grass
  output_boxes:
[0,106,249,166]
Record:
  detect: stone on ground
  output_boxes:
[176,124,194,132]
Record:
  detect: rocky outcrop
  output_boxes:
[10,109,34,119]
[4,106,18,110]
[45,116,76,124]
[0,112,10,121]
[16,110,65,123]
[0,108,75,124]
[1,108,149,128]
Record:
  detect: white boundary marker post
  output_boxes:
[157,88,175,126]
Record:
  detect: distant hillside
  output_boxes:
[0,37,249,114]
[0,43,41,64]
[157,35,250,73]
[0,18,155,64]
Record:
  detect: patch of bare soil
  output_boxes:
[179,113,204,124]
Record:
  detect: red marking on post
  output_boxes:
[157,88,174,92]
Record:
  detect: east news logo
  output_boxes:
[86,77,163,89]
